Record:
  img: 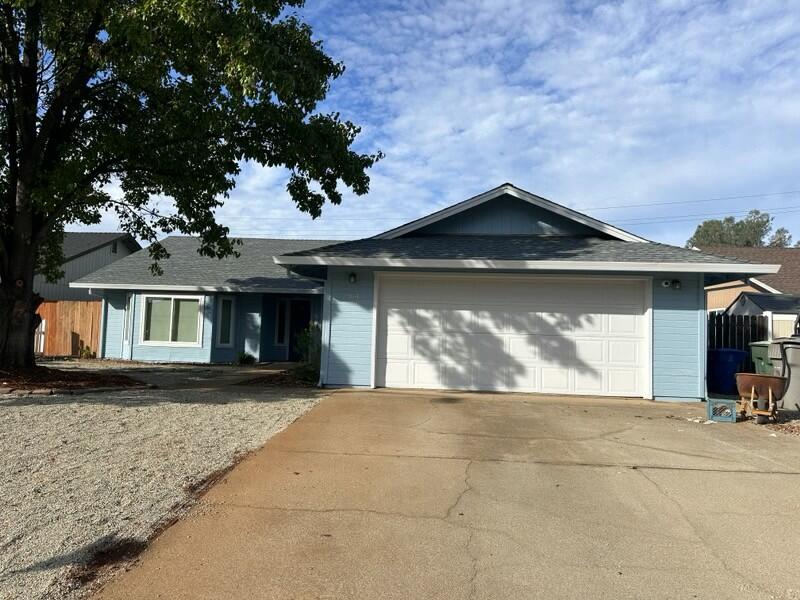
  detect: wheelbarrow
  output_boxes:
[735,373,787,424]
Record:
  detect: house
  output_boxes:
[698,246,800,311]
[74,184,780,401]
[35,232,140,356]
[725,292,800,339]
[71,237,335,363]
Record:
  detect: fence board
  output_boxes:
[707,313,768,350]
[35,300,101,357]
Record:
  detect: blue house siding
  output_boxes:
[102,290,127,359]
[321,268,374,386]
[413,194,600,237]
[652,272,706,400]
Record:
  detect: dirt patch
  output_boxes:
[65,537,148,587]
[765,410,800,436]
[0,366,144,391]
[237,369,317,388]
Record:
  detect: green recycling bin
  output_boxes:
[749,341,774,375]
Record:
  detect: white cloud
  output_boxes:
[78,0,800,247]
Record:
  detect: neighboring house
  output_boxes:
[35,232,140,356]
[698,246,800,311]
[71,237,336,363]
[725,292,800,339]
[74,184,780,402]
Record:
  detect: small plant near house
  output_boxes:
[79,345,95,360]
[237,352,256,366]
[291,324,322,383]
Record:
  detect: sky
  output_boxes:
[86,0,800,247]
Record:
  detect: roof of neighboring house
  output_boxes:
[71,236,336,292]
[728,292,800,314]
[698,246,800,294]
[275,236,779,274]
[62,232,141,261]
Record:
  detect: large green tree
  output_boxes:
[686,210,796,248]
[0,0,380,368]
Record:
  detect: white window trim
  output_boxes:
[274,299,289,346]
[139,294,205,347]
[215,296,236,348]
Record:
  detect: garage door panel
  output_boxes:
[508,335,539,359]
[382,360,410,386]
[575,339,605,363]
[540,367,571,392]
[376,276,647,397]
[609,369,639,396]
[609,340,639,365]
[575,369,604,394]
[412,362,442,387]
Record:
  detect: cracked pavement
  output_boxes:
[95,389,800,599]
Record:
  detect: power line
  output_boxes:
[578,190,800,211]
[613,204,800,224]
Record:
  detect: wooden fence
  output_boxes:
[707,313,768,351]
[36,300,101,357]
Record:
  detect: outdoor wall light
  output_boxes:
[348,272,358,284]
[661,279,682,290]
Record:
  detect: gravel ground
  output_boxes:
[0,372,323,600]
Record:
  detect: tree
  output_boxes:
[686,210,794,248]
[0,1,381,368]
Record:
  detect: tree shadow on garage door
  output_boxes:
[392,307,598,392]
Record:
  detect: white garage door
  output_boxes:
[375,275,650,397]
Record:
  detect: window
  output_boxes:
[142,296,202,345]
[216,297,235,347]
[275,300,288,345]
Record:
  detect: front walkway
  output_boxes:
[95,390,800,599]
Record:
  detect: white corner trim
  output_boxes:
[748,277,782,294]
[371,184,650,243]
[69,282,324,294]
[370,274,379,389]
[273,255,781,275]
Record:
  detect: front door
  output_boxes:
[288,299,312,361]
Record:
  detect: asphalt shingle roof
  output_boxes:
[699,246,800,294]
[62,232,139,261]
[282,236,755,265]
[734,292,800,313]
[74,236,336,291]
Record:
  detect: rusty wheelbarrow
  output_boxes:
[735,373,787,424]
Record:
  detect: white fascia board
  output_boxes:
[273,255,781,274]
[373,184,650,243]
[69,282,324,294]
[748,277,782,294]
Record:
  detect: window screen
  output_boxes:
[144,298,172,342]
[172,299,200,343]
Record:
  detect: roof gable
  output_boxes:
[375,183,649,243]
[62,232,141,262]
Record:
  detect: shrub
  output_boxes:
[295,323,322,371]
[237,351,256,365]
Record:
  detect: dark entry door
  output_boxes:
[288,299,312,361]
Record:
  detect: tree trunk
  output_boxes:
[0,252,41,370]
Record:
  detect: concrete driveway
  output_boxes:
[95,390,800,600]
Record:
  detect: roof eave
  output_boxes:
[273,255,781,275]
[69,282,324,294]
[372,184,650,243]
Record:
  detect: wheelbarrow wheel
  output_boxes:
[756,414,769,425]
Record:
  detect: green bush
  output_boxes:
[295,323,322,370]
[237,351,256,365]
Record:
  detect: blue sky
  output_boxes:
[94,0,800,247]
